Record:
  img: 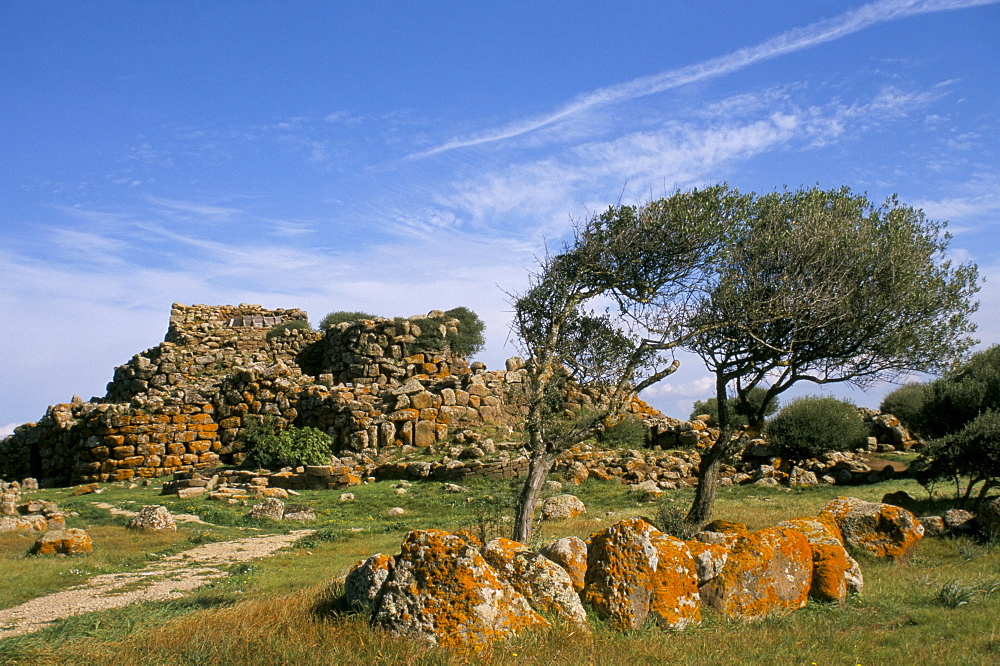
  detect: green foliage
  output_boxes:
[238,417,335,468]
[265,319,311,338]
[764,396,868,461]
[443,306,486,357]
[394,307,486,359]
[596,414,650,449]
[915,409,1000,505]
[915,345,1000,440]
[911,346,1000,505]
[691,387,779,428]
[654,501,700,540]
[879,382,929,432]
[319,310,378,330]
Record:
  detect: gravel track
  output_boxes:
[0,529,313,640]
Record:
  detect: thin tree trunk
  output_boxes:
[685,373,735,527]
[513,451,558,544]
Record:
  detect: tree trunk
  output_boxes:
[513,450,558,544]
[685,373,735,527]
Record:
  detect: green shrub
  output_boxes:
[596,414,649,449]
[265,319,311,338]
[915,409,1000,506]
[690,386,779,429]
[764,396,868,461]
[238,417,335,468]
[879,382,929,432]
[915,345,1000,440]
[319,311,379,330]
[444,306,486,358]
[654,501,699,540]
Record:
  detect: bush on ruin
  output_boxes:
[239,417,335,468]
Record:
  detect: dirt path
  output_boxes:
[0,529,313,640]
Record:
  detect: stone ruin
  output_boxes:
[0,303,671,486]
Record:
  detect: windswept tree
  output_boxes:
[683,186,980,525]
[509,186,745,543]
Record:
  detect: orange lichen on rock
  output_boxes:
[344,552,394,611]
[583,517,701,631]
[819,496,924,562]
[702,520,749,535]
[699,526,812,619]
[372,529,547,650]
[539,535,588,592]
[685,540,728,585]
[29,528,92,556]
[776,516,862,602]
[483,537,588,628]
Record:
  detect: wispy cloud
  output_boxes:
[411,0,999,158]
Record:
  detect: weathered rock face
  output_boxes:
[128,505,177,532]
[343,553,394,611]
[541,494,586,520]
[483,538,588,628]
[699,526,812,619]
[539,536,588,592]
[247,497,285,521]
[978,497,1000,540]
[820,496,923,562]
[685,540,728,585]
[582,517,701,631]
[776,516,861,602]
[30,528,92,556]
[372,529,547,649]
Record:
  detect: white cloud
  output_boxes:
[411,0,999,157]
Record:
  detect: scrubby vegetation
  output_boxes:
[319,311,379,330]
[265,319,312,338]
[237,417,335,468]
[690,386,779,429]
[879,382,928,432]
[764,396,868,461]
[900,346,1000,505]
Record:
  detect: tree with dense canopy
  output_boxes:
[682,186,979,525]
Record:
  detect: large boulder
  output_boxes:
[483,538,588,628]
[29,528,93,556]
[372,529,547,649]
[343,553,394,611]
[582,517,701,631]
[820,496,923,562]
[247,497,285,521]
[776,515,862,602]
[539,535,588,592]
[128,505,177,532]
[541,494,586,520]
[699,526,812,619]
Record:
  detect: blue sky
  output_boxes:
[3,0,999,434]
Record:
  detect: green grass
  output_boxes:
[2,474,999,664]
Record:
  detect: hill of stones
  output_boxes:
[0,303,917,493]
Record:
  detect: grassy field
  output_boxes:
[2,471,998,664]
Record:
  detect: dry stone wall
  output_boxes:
[0,304,525,485]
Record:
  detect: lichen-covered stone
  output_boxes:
[344,553,394,611]
[776,515,862,602]
[30,528,92,556]
[685,540,728,585]
[699,526,812,619]
[539,535,588,592]
[247,497,285,521]
[128,505,177,531]
[483,537,588,628]
[541,494,586,520]
[820,496,923,562]
[583,517,701,631]
[373,529,547,649]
